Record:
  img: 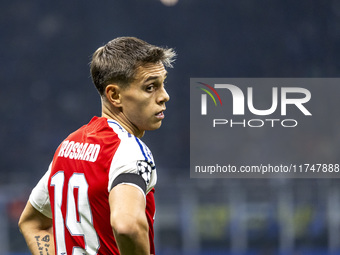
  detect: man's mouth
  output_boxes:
[155,111,165,119]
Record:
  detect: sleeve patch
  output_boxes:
[137,160,152,185]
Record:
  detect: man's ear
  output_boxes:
[105,84,122,107]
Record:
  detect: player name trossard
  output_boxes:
[58,140,101,162]
[190,78,339,178]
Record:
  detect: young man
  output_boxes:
[18,37,176,255]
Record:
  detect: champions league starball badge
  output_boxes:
[137,160,152,185]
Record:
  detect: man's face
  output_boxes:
[119,62,169,135]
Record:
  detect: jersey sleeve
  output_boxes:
[29,163,52,219]
[107,134,157,196]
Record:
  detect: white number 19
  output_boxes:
[50,172,100,254]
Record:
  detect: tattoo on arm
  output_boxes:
[34,235,52,255]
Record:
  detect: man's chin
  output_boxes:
[146,121,163,131]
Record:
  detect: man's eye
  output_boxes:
[146,84,155,92]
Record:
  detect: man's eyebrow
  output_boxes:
[144,72,168,83]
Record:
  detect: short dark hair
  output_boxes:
[90,37,176,95]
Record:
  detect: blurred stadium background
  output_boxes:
[1,0,340,254]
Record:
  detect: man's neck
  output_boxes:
[101,103,145,138]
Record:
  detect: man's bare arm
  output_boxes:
[109,184,150,255]
[18,201,55,255]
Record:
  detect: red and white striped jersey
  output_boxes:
[29,116,157,254]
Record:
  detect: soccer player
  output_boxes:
[18,37,176,255]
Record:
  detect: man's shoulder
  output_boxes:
[68,117,118,140]
[53,117,120,163]
[106,119,143,148]
[106,120,155,164]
